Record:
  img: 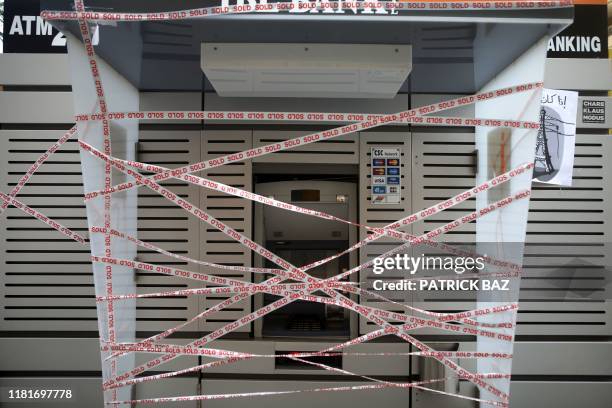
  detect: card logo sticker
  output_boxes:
[387,176,400,185]
[371,148,401,205]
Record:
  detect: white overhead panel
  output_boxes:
[201,43,411,98]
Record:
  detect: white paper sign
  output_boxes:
[533,88,578,186]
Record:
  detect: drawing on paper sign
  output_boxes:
[533,88,578,186]
[371,148,401,204]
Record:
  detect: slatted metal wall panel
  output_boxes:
[410,131,478,333]
[135,131,202,332]
[358,132,412,334]
[0,54,92,331]
[410,130,612,336]
[0,80,208,334]
[253,131,359,164]
[0,129,95,331]
[199,131,253,332]
[137,92,203,335]
[519,133,612,335]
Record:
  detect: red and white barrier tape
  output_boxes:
[83,142,524,327]
[108,374,510,407]
[84,147,531,238]
[106,379,503,406]
[0,114,526,403]
[0,143,520,402]
[42,1,573,23]
[95,264,514,367]
[90,156,507,399]
[84,82,542,199]
[81,138,530,280]
[84,147,528,329]
[102,333,513,405]
[22,0,540,398]
[74,110,540,130]
[105,303,516,390]
[3,172,516,404]
[90,256,286,292]
[101,343,512,360]
[276,354,505,407]
[74,0,119,402]
[88,233,296,363]
[0,192,88,244]
[94,258,511,354]
[89,230,284,275]
[85,139,522,400]
[90,256,514,341]
[93,253,518,333]
[319,302,515,356]
[89,219,522,329]
[327,190,530,287]
[94,261,519,331]
[101,179,516,402]
[0,10,540,399]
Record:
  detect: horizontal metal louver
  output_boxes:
[200,131,254,332]
[0,129,95,331]
[411,131,612,337]
[519,133,612,336]
[410,131,478,334]
[135,131,202,333]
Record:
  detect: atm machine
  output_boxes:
[253,180,358,338]
[33,1,576,407]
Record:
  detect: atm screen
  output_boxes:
[291,189,320,202]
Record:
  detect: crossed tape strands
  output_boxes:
[0,87,532,404]
[0,103,524,404]
[110,379,508,406]
[120,340,515,408]
[3,172,520,372]
[85,158,529,331]
[3,131,524,404]
[99,309,516,377]
[81,137,522,402]
[104,343,512,407]
[88,249,516,347]
[0,126,78,214]
[83,142,533,238]
[0,1,552,405]
[101,343,513,359]
[89,252,517,366]
[83,81,542,199]
[1,96,532,404]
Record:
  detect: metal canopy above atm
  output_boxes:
[44,0,573,93]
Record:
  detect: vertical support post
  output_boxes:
[474,36,550,407]
[66,32,139,404]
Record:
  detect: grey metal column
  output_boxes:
[67,32,139,404]
[474,36,550,408]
